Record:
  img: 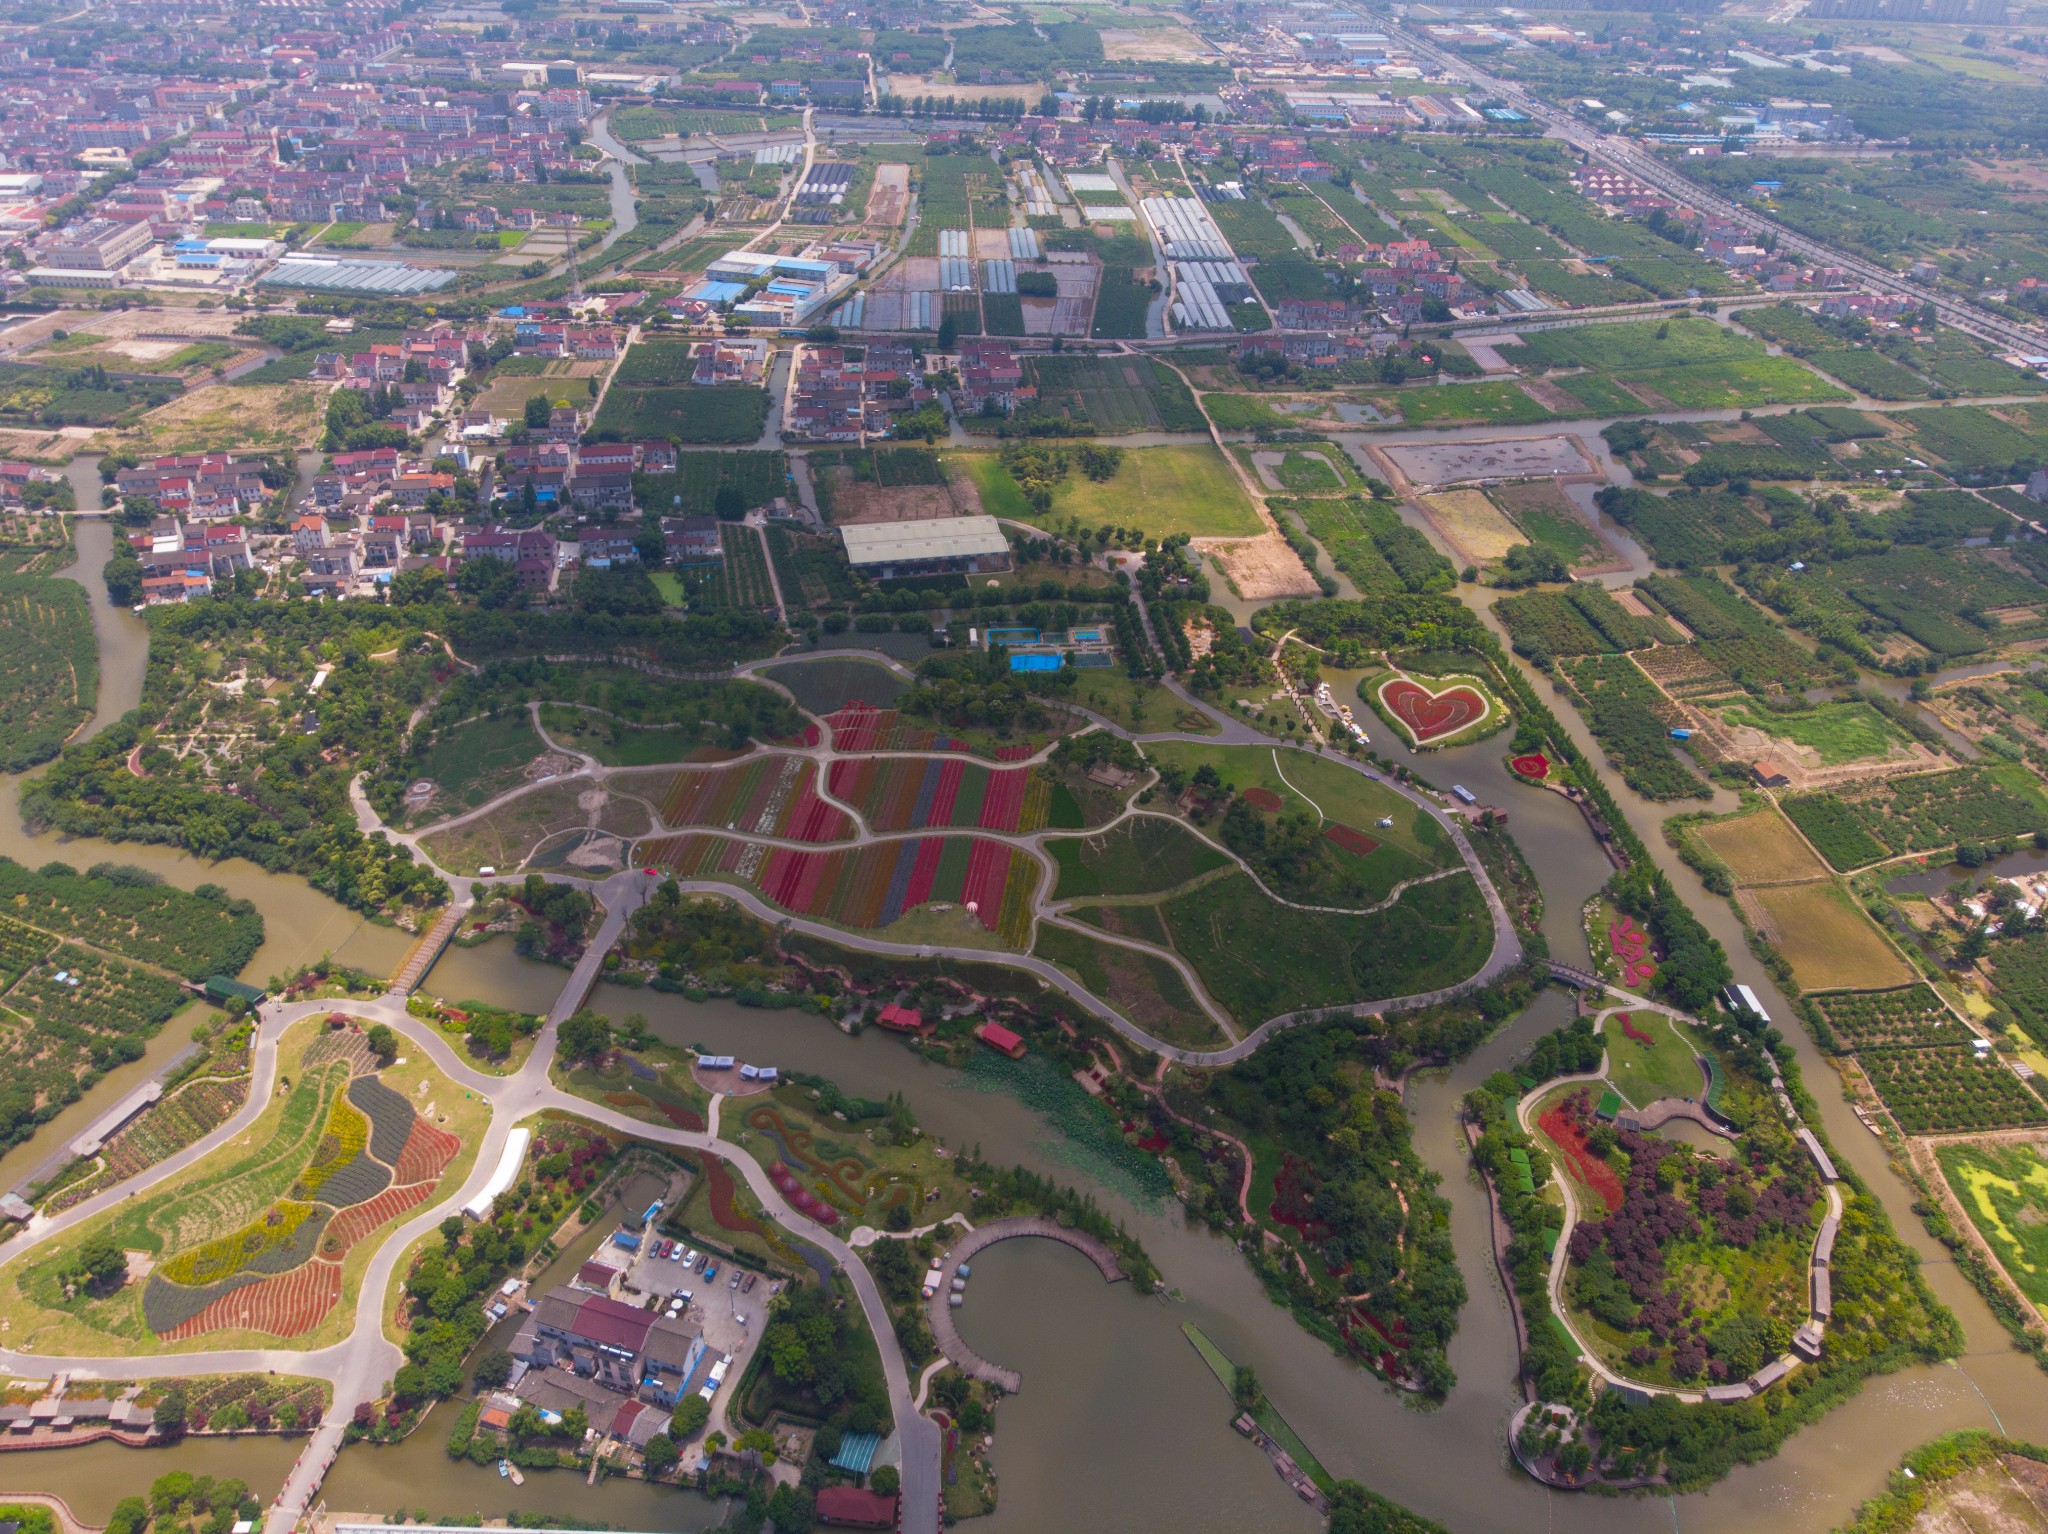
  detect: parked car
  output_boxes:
[704,1262,719,1282]
[729,1270,742,1290]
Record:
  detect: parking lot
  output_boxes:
[622,1233,782,1425]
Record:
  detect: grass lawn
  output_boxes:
[1142,741,1459,873]
[1937,1141,2048,1310]
[98,382,325,456]
[1048,445,1262,538]
[535,704,710,767]
[650,571,687,606]
[1046,815,1230,899]
[410,712,543,816]
[1066,669,1219,735]
[1715,699,1911,766]
[950,446,1259,538]
[1153,868,1490,1024]
[1203,393,1306,432]
[1032,921,1228,1049]
[1629,357,1847,409]
[1748,880,1913,992]
[1690,807,1829,886]
[1606,1011,1708,1108]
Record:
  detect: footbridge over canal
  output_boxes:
[925,1216,1127,1394]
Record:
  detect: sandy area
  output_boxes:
[1098,24,1215,62]
[1203,534,1320,600]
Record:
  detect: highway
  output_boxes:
[1376,17,2048,358]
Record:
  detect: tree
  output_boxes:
[765,1486,813,1532]
[670,1394,711,1438]
[868,1465,900,1497]
[66,1230,127,1291]
[365,1023,397,1063]
[937,313,958,350]
[643,1432,679,1475]
[1231,1363,1264,1414]
[714,483,747,521]
[472,1348,514,1388]
[557,1008,611,1064]
[524,393,553,430]
[107,1499,150,1534]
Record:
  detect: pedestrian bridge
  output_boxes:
[925,1216,1127,1393]
[1548,961,1603,990]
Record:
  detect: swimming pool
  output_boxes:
[1070,628,1104,643]
[985,627,1039,646]
[1010,654,1063,672]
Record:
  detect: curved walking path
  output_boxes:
[923,1217,1127,1394]
[1513,1000,1842,1405]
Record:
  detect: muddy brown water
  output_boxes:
[1,505,2043,1527]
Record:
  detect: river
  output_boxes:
[3,508,2045,1530]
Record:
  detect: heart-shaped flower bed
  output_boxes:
[1510,753,1551,779]
[1378,676,1490,744]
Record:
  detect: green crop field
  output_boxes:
[1939,1141,2048,1310]
[1023,355,1203,433]
[1090,268,1153,340]
[1383,381,1551,427]
[1784,763,2048,869]
[593,385,766,444]
[0,567,96,774]
[1034,445,1261,538]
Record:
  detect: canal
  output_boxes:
[1,506,2042,1529]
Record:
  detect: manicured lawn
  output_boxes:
[1067,669,1219,734]
[1606,1012,1707,1109]
[946,451,1033,519]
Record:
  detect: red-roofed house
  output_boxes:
[815,1485,897,1529]
[974,1021,1025,1060]
[875,1003,928,1035]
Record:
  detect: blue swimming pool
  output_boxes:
[1009,654,1063,672]
[1070,628,1104,643]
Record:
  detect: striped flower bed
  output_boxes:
[640,832,1037,938]
[826,759,1050,834]
[822,703,1040,761]
[654,755,850,843]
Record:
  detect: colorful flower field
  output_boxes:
[1510,753,1551,780]
[654,754,850,842]
[142,1066,460,1342]
[1377,675,1492,745]
[827,757,1050,834]
[637,832,1039,944]
[1608,913,1657,989]
[822,702,1037,761]
[1538,1094,1624,1214]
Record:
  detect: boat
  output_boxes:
[507,1463,525,1486]
[498,1460,509,1479]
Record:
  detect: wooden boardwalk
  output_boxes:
[925,1216,1126,1394]
[389,902,466,993]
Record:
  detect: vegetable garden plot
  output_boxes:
[1812,984,1962,1050]
[1858,1044,2048,1134]
[653,755,851,842]
[826,757,1050,834]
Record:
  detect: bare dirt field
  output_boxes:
[98,381,325,456]
[0,426,87,464]
[1203,534,1320,600]
[1456,333,1522,372]
[866,163,910,227]
[1097,23,1216,61]
[1378,434,1594,489]
[828,472,965,525]
[1419,490,1525,564]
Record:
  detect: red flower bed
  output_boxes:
[1618,1013,1653,1047]
[1608,914,1657,989]
[1379,677,1488,743]
[700,1152,769,1237]
[1268,1152,1332,1242]
[1537,1098,1624,1213]
[163,1258,343,1342]
[323,1181,435,1256]
[1509,753,1551,779]
[1323,823,1380,857]
[1240,787,1284,812]
[392,1116,461,1187]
